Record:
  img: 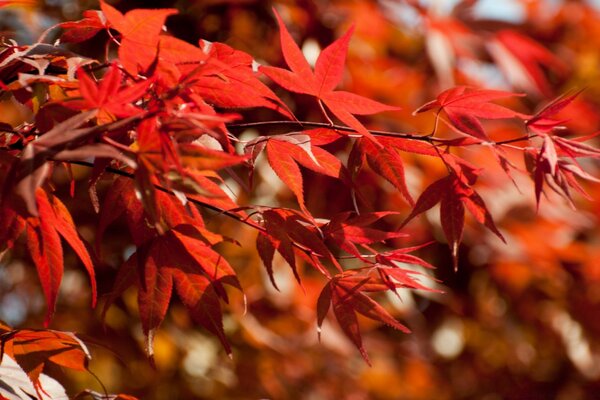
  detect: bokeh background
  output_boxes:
[1,0,600,399]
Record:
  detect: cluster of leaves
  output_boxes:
[0,0,599,398]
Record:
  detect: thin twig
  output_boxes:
[229,119,535,147]
[496,134,536,146]
[61,160,343,265]
[228,120,435,141]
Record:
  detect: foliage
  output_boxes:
[1,0,600,398]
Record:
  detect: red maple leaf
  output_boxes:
[256,208,339,288]
[317,266,436,364]
[359,138,415,205]
[102,226,240,359]
[97,179,242,358]
[263,135,346,214]
[65,63,151,124]
[0,327,91,398]
[526,90,582,134]
[525,137,600,209]
[100,1,207,76]
[260,9,399,144]
[0,190,97,325]
[414,86,525,141]
[489,30,567,98]
[401,158,505,270]
[58,10,106,44]
[184,41,294,119]
[322,211,407,259]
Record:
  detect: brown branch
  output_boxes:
[496,134,537,145]
[228,120,436,141]
[228,120,536,147]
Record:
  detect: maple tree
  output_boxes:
[1,0,600,399]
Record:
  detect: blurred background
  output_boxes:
[1,0,600,399]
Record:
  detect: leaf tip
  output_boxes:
[451,242,459,273]
[359,346,372,367]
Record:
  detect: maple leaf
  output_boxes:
[401,161,505,271]
[96,176,210,249]
[359,138,414,205]
[184,41,294,119]
[0,328,91,393]
[65,63,151,124]
[96,177,241,356]
[414,86,525,141]
[0,188,97,325]
[0,354,69,400]
[100,1,179,75]
[322,211,407,259]
[178,143,248,171]
[375,242,439,287]
[264,137,310,213]
[260,9,399,144]
[378,136,439,158]
[103,227,240,359]
[11,110,98,216]
[259,134,348,214]
[58,10,106,44]
[489,30,567,97]
[26,190,97,324]
[525,138,600,209]
[526,90,582,134]
[317,268,414,365]
[257,208,338,288]
[519,91,600,208]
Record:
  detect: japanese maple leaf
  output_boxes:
[317,268,413,365]
[58,10,106,44]
[0,327,91,398]
[186,42,294,119]
[525,137,600,210]
[526,90,582,134]
[257,208,339,289]
[359,138,414,205]
[489,30,567,98]
[401,160,505,271]
[414,86,525,141]
[0,190,97,325]
[322,211,407,259]
[65,63,151,124]
[375,242,437,273]
[260,9,399,144]
[519,91,600,208]
[102,226,240,359]
[100,0,178,75]
[96,176,209,249]
[258,134,347,215]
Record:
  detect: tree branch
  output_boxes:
[228,120,535,147]
[228,120,435,141]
